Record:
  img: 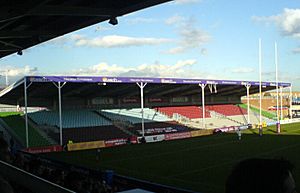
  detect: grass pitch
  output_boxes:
[45,123,300,193]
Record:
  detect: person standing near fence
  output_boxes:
[96,148,101,161]
[237,128,242,140]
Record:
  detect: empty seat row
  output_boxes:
[100,108,171,124]
[29,110,112,128]
[206,104,247,116]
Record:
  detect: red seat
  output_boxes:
[206,104,247,116]
[156,106,210,119]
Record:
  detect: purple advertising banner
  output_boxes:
[26,76,291,87]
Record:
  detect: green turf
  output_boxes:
[45,123,300,193]
[238,103,276,120]
[0,112,51,147]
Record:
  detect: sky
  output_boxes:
[0,0,300,90]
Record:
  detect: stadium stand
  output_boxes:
[11,108,193,144]
[29,110,112,128]
[100,110,146,124]
[156,106,211,119]
[153,104,277,129]
[62,125,130,143]
[1,105,276,146]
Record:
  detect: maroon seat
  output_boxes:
[156,106,210,119]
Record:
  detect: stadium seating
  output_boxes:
[100,108,171,124]
[205,104,247,116]
[62,125,130,143]
[29,110,112,128]
[156,106,211,119]
[100,110,143,124]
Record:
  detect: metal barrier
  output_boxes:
[114,174,200,193]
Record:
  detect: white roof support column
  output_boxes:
[23,77,32,148]
[259,38,263,136]
[199,83,207,129]
[275,42,280,133]
[53,82,66,146]
[280,86,283,120]
[137,82,147,137]
[289,85,293,119]
[245,84,251,124]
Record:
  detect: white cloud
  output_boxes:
[231,67,255,73]
[292,47,300,54]
[200,48,208,55]
[42,35,69,47]
[94,25,113,32]
[174,0,202,5]
[252,15,280,24]
[72,63,127,76]
[45,34,171,48]
[0,65,38,76]
[179,26,211,48]
[163,47,185,54]
[164,16,211,54]
[279,9,300,37]
[262,71,275,77]
[125,17,157,25]
[70,34,85,41]
[252,8,300,38]
[72,35,171,48]
[165,15,185,25]
[70,59,208,78]
[0,65,38,85]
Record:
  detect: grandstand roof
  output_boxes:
[0,76,291,106]
[0,0,172,58]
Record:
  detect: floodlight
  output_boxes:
[17,50,23,55]
[108,17,118,25]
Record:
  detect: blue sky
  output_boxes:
[0,0,300,90]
